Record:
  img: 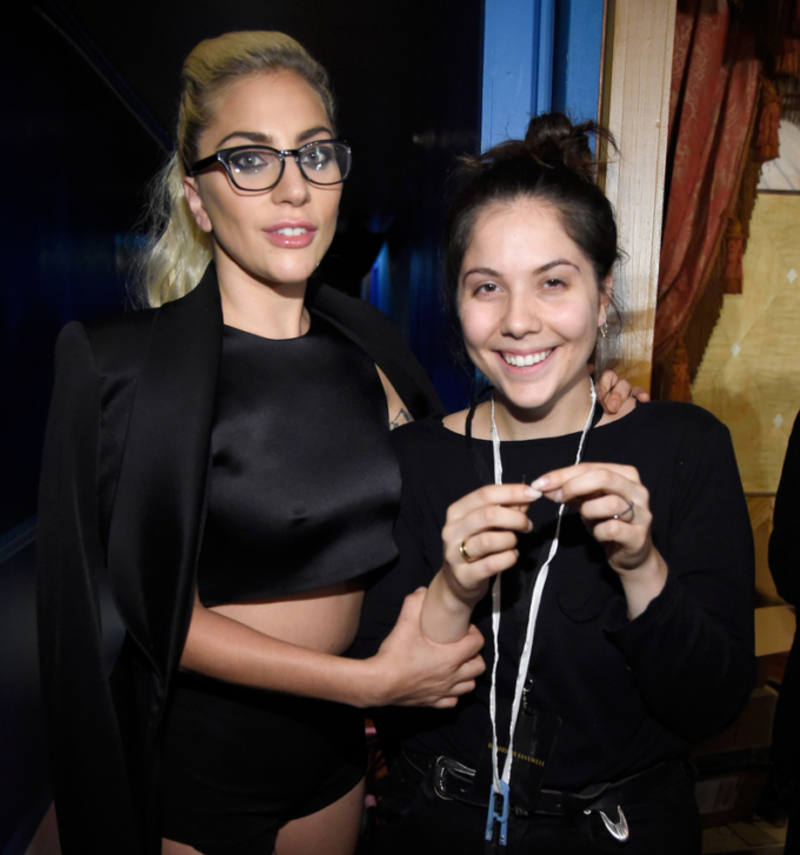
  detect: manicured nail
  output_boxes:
[531,477,548,490]
[526,519,534,532]
[525,486,542,499]
[551,489,563,502]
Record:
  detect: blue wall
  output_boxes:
[482,0,605,151]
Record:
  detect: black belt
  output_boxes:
[400,750,693,817]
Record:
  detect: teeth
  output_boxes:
[275,227,308,236]
[504,349,552,367]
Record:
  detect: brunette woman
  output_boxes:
[357,114,756,854]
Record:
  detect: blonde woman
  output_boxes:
[36,31,488,855]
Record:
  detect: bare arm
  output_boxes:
[376,365,414,430]
[182,588,485,709]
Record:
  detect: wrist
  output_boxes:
[439,565,486,611]
[420,572,479,644]
[356,651,394,708]
[617,550,668,619]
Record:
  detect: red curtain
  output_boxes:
[654,0,762,398]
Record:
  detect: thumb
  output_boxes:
[396,587,426,624]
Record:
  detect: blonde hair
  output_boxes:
[135,31,336,307]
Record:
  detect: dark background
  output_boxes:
[0,2,482,850]
[1,0,483,537]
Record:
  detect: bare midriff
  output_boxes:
[209,579,366,654]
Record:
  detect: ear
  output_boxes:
[597,275,613,329]
[183,176,213,234]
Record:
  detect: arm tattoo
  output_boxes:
[389,407,413,430]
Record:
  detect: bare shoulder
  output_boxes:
[375,366,413,430]
[442,409,470,436]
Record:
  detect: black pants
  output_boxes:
[376,752,701,855]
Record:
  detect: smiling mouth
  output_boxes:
[503,349,553,368]
[274,227,309,236]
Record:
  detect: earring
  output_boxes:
[600,322,608,339]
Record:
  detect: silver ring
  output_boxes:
[612,498,635,522]
[459,540,473,562]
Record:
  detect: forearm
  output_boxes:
[181,601,381,707]
[420,571,481,643]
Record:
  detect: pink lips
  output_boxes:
[264,220,317,249]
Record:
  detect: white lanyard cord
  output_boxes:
[488,382,597,796]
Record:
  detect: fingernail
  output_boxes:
[526,519,534,532]
[524,486,542,499]
[531,477,548,490]
[551,489,563,502]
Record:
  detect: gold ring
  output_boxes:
[612,499,635,522]
[459,540,473,562]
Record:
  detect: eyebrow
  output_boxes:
[215,126,334,149]
[461,258,580,280]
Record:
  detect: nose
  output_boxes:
[272,155,311,205]
[501,289,541,338]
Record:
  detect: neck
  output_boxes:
[215,255,309,340]
[490,373,596,441]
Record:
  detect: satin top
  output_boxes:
[197,312,401,606]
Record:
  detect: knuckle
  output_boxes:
[483,504,499,525]
[473,531,491,554]
[597,469,613,488]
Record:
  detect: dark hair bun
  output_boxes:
[463,112,615,183]
[523,113,597,181]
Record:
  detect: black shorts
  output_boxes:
[159,671,367,855]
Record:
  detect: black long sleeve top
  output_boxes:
[356,401,756,790]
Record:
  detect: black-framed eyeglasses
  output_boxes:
[190,139,352,191]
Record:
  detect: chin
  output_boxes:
[500,390,555,415]
[252,260,320,288]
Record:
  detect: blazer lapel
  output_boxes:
[307,280,444,419]
[107,266,222,692]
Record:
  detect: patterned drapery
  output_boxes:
[654,0,761,400]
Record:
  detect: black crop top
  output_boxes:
[197,313,401,606]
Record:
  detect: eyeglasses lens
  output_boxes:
[227,149,283,190]
[297,142,350,185]
[225,143,350,190]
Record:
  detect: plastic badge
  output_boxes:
[484,780,510,848]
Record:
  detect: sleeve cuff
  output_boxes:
[605,568,682,646]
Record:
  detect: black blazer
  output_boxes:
[36,265,444,855]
